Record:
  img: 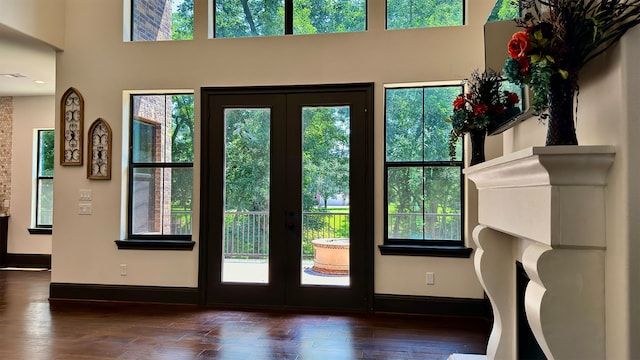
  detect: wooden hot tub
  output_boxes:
[311,238,349,275]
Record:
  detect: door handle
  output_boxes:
[286,211,296,231]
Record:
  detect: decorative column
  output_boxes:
[465,146,615,360]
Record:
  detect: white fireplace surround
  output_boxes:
[460,146,615,360]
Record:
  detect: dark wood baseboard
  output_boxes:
[46,283,489,317]
[4,253,51,269]
[374,294,492,319]
[49,282,199,305]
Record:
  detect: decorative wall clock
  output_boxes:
[87,118,112,180]
[60,87,84,165]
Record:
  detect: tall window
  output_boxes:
[383,85,465,253]
[128,94,194,240]
[386,0,464,29]
[214,0,367,38]
[35,130,54,228]
[131,0,194,41]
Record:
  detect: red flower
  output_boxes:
[505,92,519,105]
[473,104,489,116]
[508,31,531,59]
[453,96,466,110]
[517,56,530,74]
[491,104,505,114]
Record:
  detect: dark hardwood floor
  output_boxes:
[0,269,490,359]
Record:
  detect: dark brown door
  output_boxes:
[200,84,373,311]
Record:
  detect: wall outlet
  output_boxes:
[78,203,92,215]
[426,272,435,285]
[120,264,127,276]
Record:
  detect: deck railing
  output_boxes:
[170,210,461,258]
[387,212,461,240]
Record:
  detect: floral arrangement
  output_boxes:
[447,69,520,159]
[503,0,640,117]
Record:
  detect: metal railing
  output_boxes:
[221,211,350,259]
[170,210,192,235]
[388,212,461,240]
[170,210,461,257]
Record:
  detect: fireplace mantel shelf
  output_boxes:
[465,145,615,189]
[465,145,615,249]
[457,145,615,360]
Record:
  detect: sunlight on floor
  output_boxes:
[221,259,350,286]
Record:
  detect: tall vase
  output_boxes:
[469,129,486,166]
[546,75,578,146]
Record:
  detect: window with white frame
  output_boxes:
[35,129,54,228]
[381,84,471,257]
[127,93,194,241]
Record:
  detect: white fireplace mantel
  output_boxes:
[462,145,615,360]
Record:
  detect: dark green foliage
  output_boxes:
[386,0,463,29]
[39,130,55,177]
[172,0,194,40]
[487,0,520,22]
[171,95,194,211]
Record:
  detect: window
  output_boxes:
[214,0,366,38]
[386,0,464,30]
[381,85,470,257]
[126,94,194,245]
[35,129,54,229]
[487,0,520,22]
[131,0,193,41]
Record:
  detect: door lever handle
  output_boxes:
[286,211,296,231]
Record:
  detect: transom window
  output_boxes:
[131,0,194,41]
[128,94,194,240]
[386,0,464,29]
[214,0,367,38]
[382,85,467,255]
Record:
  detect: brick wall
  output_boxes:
[0,97,12,213]
[132,0,173,41]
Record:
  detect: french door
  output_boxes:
[200,84,373,311]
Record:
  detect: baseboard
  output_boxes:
[374,294,491,319]
[5,253,51,269]
[49,282,199,305]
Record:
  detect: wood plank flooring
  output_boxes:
[0,269,490,359]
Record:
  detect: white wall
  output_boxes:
[8,96,55,254]
[0,0,65,49]
[501,26,640,360]
[51,0,496,298]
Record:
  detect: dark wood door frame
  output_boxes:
[198,83,374,312]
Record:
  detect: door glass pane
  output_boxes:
[223,108,271,284]
[301,106,350,286]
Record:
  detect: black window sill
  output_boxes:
[378,244,473,258]
[28,228,52,235]
[115,239,195,250]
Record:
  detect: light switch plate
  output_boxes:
[79,189,92,201]
[78,203,92,215]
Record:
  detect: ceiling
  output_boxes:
[0,24,56,97]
